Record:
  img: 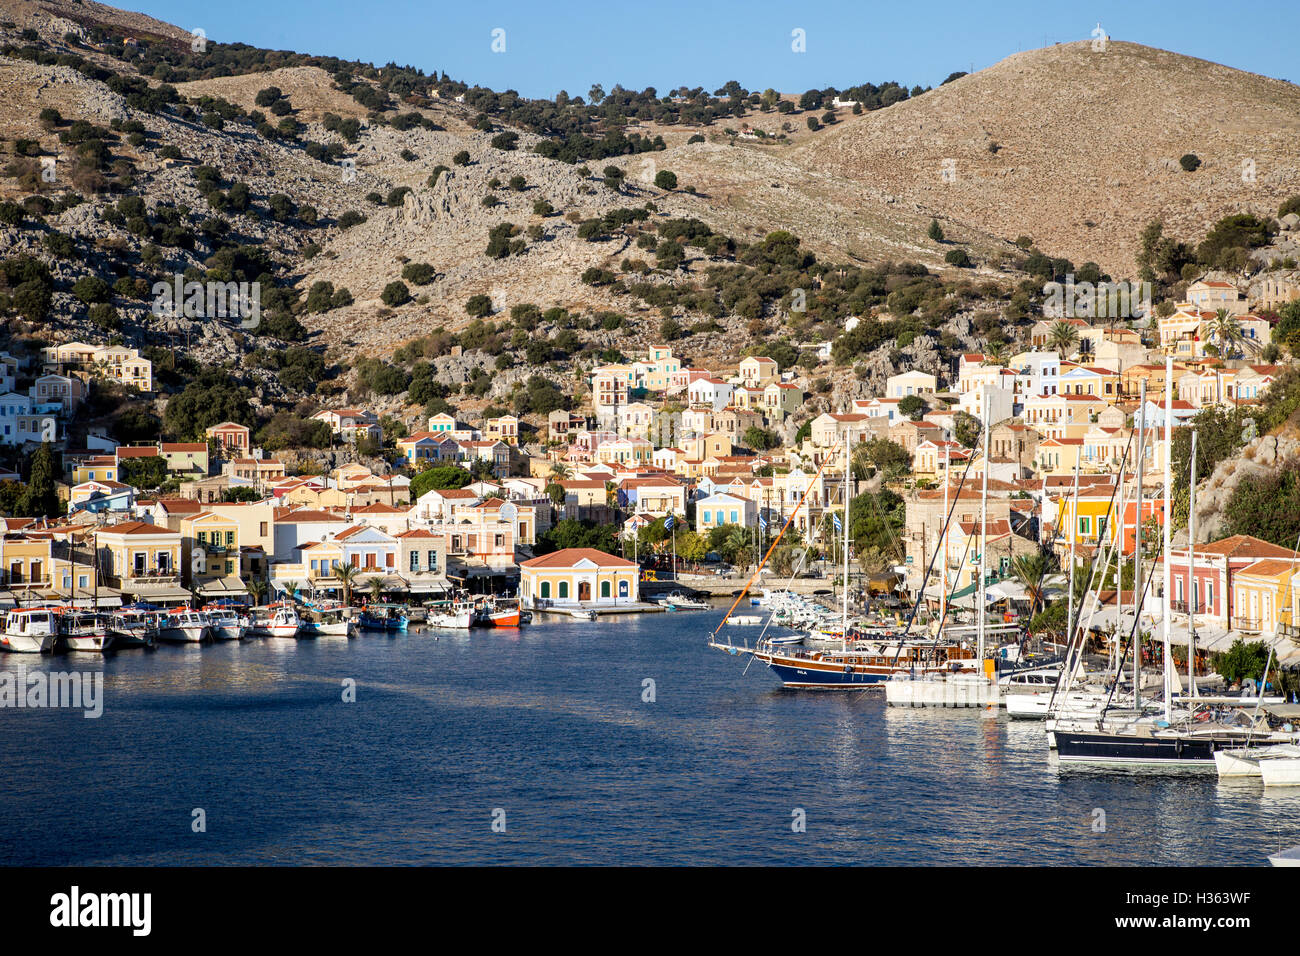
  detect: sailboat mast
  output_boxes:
[841,438,850,653]
[1113,443,1125,677]
[940,443,949,628]
[1134,379,1145,711]
[1162,353,1173,722]
[977,404,989,665]
[1066,453,1081,651]
[1188,429,1197,698]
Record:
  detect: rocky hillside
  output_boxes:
[792,41,1300,277]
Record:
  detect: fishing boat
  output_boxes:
[478,599,524,627]
[726,614,763,626]
[158,609,211,644]
[202,605,248,641]
[567,607,597,621]
[357,603,409,631]
[58,610,113,653]
[300,604,354,637]
[0,607,59,654]
[249,604,301,639]
[108,607,159,648]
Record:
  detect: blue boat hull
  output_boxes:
[765,660,893,688]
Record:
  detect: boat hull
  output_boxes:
[159,626,208,644]
[63,634,112,653]
[1261,758,1300,787]
[1054,730,1220,767]
[0,633,56,654]
[757,648,974,690]
[885,675,999,708]
[426,611,473,629]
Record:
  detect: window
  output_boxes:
[428,551,437,571]
[1078,517,1091,536]
[558,581,569,599]
[410,552,420,572]
[601,580,611,598]
[540,581,551,599]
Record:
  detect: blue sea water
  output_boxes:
[1,611,1296,865]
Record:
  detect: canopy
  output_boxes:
[197,576,249,598]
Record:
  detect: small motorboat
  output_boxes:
[159,609,211,644]
[765,632,804,646]
[726,615,763,626]
[567,608,597,621]
[663,591,710,611]
[109,607,159,648]
[58,610,113,653]
[357,603,408,632]
[426,602,474,629]
[202,605,248,641]
[249,604,302,639]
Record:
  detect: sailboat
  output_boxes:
[885,403,999,707]
[709,437,974,688]
[1053,357,1297,767]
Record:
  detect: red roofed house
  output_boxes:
[1167,535,1300,629]
[518,548,639,608]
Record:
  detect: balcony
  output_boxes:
[123,569,180,587]
[1232,616,1262,634]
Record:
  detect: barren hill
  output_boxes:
[790,41,1300,276]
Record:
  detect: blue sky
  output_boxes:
[127,1,1298,98]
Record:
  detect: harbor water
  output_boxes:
[1,610,1296,865]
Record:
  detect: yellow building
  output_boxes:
[518,548,639,607]
[1232,559,1300,636]
[73,456,119,484]
[180,512,242,593]
[96,521,187,603]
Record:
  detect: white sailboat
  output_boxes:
[886,402,998,707]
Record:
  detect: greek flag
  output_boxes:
[833,513,843,534]
[664,516,675,531]
[759,515,768,531]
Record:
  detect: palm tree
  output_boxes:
[982,340,1008,366]
[1047,320,1079,356]
[247,579,268,607]
[548,461,570,481]
[333,563,359,607]
[1010,550,1054,619]
[1198,308,1257,358]
[365,575,386,602]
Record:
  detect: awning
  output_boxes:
[405,576,452,594]
[197,576,249,597]
[130,585,193,604]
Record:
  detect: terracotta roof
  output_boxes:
[1188,535,1300,561]
[519,548,636,569]
[1238,558,1300,577]
[100,520,174,535]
